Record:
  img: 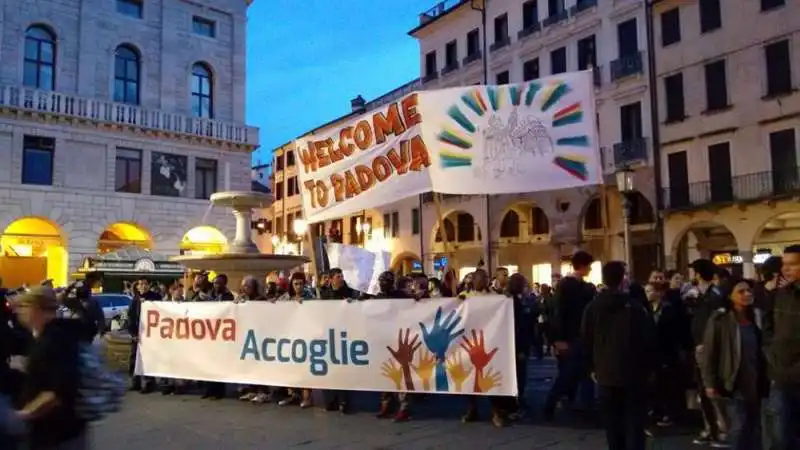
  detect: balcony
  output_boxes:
[422,71,439,83]
[661,167,800,210]
[610,52,644,81]
[418,0,468,25]
[517,22,541,40]
[613,138,649,166]
[569,0,598,15]
[0,85,259,146]
[463,51,482,66]
[542,10,568,28]
[489,37,511,53]
[442,62,460,75]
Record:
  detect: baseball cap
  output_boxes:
[18,286,58,311]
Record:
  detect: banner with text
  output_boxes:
[137,296,516,396]
[296,71,599,222]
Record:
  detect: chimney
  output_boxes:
[350,95,366,113]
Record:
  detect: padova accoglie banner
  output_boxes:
[136,296,517,396]
[297,70,600,223]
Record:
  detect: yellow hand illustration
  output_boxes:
[445,351,473,393]
[380,359,403,390]
[411,349,436,391]
[476,367,502,393]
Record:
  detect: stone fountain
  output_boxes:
[171,191,309,276]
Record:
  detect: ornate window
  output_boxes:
[23,26,56,90]
[191,63,213,118]
[114,45,140,104]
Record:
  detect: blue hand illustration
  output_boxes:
[419,306,465,392]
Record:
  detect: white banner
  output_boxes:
[325,243,391,295]
[296,93,431,223]
[137,297,517,396]
[422,71,600,194]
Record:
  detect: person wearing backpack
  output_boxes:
[13,286,90,449]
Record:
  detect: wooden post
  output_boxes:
[432,193,457,275]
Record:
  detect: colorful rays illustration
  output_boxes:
[438,127,472,149]
[460,89,488,116]
[509,85,523,106]
[487,86,505,111]
[524,82,542,106]
[552,102,583,127]
[553,154,589,180]
[540,82,571,112]
[440,151,473,168]
[446,106,476,133]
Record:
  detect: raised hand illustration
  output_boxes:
[411,349,437,391]
[386,328,421,391]
[419,307,465,392]
[475,367,502,393]
[460,330,499,392]
[380,359,404,390]
[445,351,473,393]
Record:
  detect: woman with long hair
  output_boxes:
[700,277,769,449]
[277,272,315,408]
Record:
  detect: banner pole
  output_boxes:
[432,193,457,275]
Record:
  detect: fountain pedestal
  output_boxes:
[171,191,309,285]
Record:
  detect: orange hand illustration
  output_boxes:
[460,330,499,372]
[387,328,421,391]
[445,351,473,393]
[475,367,502,393]
[380,359,403,390]
[412,349,436,391]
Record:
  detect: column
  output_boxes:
[664,253,677,271]
[550,243,563,281]
[231,208,257,253]
[740,249,756,279]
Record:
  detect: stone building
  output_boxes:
[652,0,800,277]
[407,0,659,283]
[0,0,258,287]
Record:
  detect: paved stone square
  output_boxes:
[91,359,696,449]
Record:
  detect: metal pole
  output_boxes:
[481,6,488,85]
[480,5,492,273]
[623,195,633,276]
[645,0,665,268]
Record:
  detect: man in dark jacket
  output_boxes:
[318,267,355,413]
[582,261,653,450]
[688,258,728,446]
[127,277,162,394]
[762,244,800,450]
[14,287,88,450]
[543,251,597,419]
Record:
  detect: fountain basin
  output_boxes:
[210,191,273,209]
[171,253,309,273]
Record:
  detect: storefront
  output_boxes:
[74,246,185,293]
[711,249,775,277]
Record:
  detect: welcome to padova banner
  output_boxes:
[136,296,517,396]
[296,70,600,222]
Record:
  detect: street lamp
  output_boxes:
[293,219,308,261]
[615,165,636,275]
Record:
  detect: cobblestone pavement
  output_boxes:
[92,359,696,449]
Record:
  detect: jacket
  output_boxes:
[512,293,537,353]
[763,283,800,387]
[552,275,596,342]
[700,309,769,397]
[319,283,356,300]
[127,290,162,337]
[581,288,654,387]
[646,300,684,365]
[690,284,725,348]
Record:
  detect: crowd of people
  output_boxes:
[2,245,800,450]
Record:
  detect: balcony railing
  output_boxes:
[518,22,541,40]
[662,167,800,210]
[613,138,649,166]
[0,85,259,146]
[569,0,598,15]
[610,52,644,81]
[489,37,511,53]
[542,10,569,28]
[421,192,466,204]
[419,0,467,24]
[463,51,482,66]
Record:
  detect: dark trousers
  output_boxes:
[203,382,226,398]
[516,351,529,406]
[599,384,647,450]
[380,392,411,412]
[323,390,350,408]
[465,395,513,417]
[727,395,762,450]
[129,341,154,389]
[766,386,800,450]
[651,364,683,419]
[547,341,592,409]
[695,364,729,439]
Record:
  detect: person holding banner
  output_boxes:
[128,277,162,394]
[373,271,414,422]
[235,276,274,404]
[458,269,512,428]
[277,272,316,408]
[318,268,356,414]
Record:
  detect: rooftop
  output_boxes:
[408,0,471,36]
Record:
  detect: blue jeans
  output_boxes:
[766,386,800,450]
[726,395,761,450]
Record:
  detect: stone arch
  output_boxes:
[626,191,656,225]
[429,209,482,248]
[1,216,69,287]
[492,200,551,239]
[391,251,422,274]
[750,209,800,249]
[667,220,740,269]
[580,196,604,232]
[97,222,154,254]
[180,225,228,255]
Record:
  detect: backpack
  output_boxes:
[74,341,126,422]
